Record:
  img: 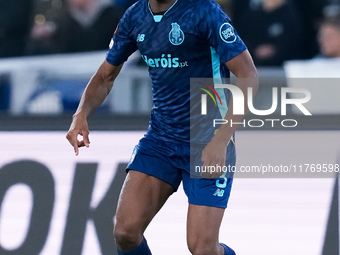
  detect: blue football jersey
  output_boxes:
[106,0,247,143]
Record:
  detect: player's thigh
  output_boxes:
[115,170,175,235]
[187,204,225,251]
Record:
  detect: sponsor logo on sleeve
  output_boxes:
[219,23,237,43]
[109,39,114,49]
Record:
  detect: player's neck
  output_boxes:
[149,0,177,13]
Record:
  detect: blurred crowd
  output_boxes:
[230,0,340,65]
[1,0,340,66]
[0,0,125,57]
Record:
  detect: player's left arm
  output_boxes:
[219,49,258,139]
[201,50,258,178]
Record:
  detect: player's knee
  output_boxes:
[113,224,141,248]
[187,239,219,255]
[189,246,217,255]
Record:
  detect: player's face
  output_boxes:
[318,24,340,58]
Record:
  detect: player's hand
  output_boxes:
[66,113,90,156]
[201,137,227,179]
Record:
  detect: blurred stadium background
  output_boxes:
[1,0,340,254]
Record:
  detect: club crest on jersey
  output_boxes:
[219,23,237,43]
[169,23,185,46]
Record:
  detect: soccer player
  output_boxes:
[66,0,258,254]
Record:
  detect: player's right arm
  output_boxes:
[67,4,139,155]
[66,61,122,155]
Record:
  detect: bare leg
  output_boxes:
[187,204,227,255]
[114,170,175,252]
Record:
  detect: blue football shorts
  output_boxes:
[126,134,236,208]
